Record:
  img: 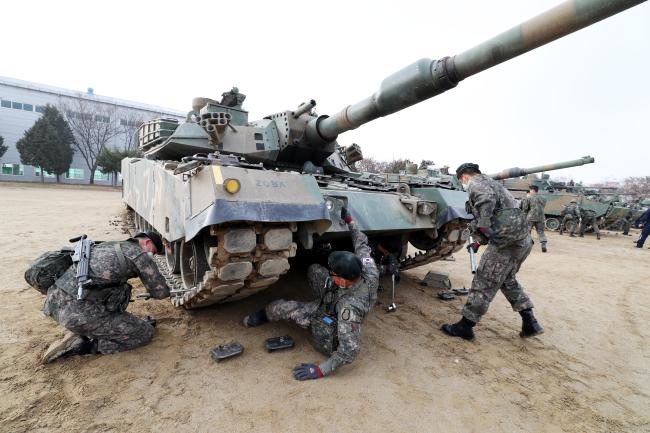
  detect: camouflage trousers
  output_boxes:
[560,215,577,235]
[579,216,600,236]
[462,236,535,323]
[265,264,329,327]
[528,221,547,244]
[43,287,154,355]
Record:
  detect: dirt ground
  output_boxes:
[1,182,649,433]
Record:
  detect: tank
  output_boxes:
[122,0,646,309]
[490,156,596,198]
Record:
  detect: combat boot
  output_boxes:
[541,242,547,253]
[441,317,475,341]
[578,233,584,237]
[243,309,269,327]
[596,233,601,240]
[519,309,544,338]
[42,332,97,364]
[569,233,576,238]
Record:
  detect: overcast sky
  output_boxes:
[3,0,649,183]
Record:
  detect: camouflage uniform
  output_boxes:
[578,208,600,237]
[520,194,547,246]
[43,240,169,354]
[265,221,379,376]
[463,174,534,323]
[559,203,581,236]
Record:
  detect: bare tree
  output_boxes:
[620,176,650,199]
[118,111,145,151]
[60,98,121,184]
[354,157,390,173]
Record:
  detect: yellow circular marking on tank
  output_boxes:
[223,178,241,194]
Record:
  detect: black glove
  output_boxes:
[478,227,493,239]
[466,242,480,253]
[340,207,353,224]
[292,363,324,381]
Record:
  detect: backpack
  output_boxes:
[24,249,73,295]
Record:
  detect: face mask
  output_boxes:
[461,182,469,191]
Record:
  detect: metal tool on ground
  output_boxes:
[438,291,456,301]
[453,287,469,296]
[265,335,295,352]
[70,234,92,300]
[386,274,397,313]
[211,342,244,362]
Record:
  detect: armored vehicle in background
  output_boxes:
[122,0,646,309]
[491,156,595,199]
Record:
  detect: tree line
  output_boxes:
[9,102,142,185]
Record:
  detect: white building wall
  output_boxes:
[0,77,185,184]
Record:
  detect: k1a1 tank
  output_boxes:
[122,0,646,309]
[490,156,595,199]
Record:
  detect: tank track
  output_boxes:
[170,224,297,309]
[398,220,468,271]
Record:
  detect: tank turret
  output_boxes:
[488,156,595,180]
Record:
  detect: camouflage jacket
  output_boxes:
[561,204,581,219]
[466,174,527,245]
[580,208,596,219]
[520,195,547,222]
[319,221,379,376]
[49,240,169,302]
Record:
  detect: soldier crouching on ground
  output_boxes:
[578,207,601,240]
[243,207,379,380]
[559,199,580,237]
[520,185,548,252]
[441,163,544,341]
[34,232,170,363]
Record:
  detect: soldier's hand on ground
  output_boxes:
[467,242,480,253]
[292,363,324,381]
[340,207,353,224]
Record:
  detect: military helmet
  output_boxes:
[455,163,481,179]
[134,231,164,254]
[328,251,362,280]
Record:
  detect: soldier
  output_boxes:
[559,199,581,237]
[578,207,601,240]
[243,207,379,380]
[635,208,650,248]
[441,163,543,341]
[38,232,170,363]
[619,214,632,236]
[520,185,548,252]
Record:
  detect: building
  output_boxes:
[0,76,185,184]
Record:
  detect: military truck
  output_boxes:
[122,0,647,309]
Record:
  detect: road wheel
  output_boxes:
[545,217,560,231]
[180,238,210,290]
[165,240,181,274]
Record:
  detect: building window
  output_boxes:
[65,168,85,179]
[94,170,109,181]
[34,167,55,178]
[2,163,24,176]
[23,103,34,112]
[1,100,11,108]
[12,101,23,110]
[35,105,45,113]
[95,114,110,123]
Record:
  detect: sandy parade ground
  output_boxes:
[0,182,649,433]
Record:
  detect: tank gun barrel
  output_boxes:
[306,0,645,144]
[488,156,595,180]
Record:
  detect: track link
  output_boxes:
[399,220,468,270]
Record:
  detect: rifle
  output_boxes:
[70,234,92,300]
[468,235,478,274]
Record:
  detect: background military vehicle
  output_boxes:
[490,156,596,199]
[122,0,646,309]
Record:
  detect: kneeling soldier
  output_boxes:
[243,207,379,380]
[35,232,170,363]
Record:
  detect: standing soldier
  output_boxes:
[441,163,543,341]
[520,185,548,252]
[30,232,170,363]
[243,207,379,380]
[578,207,601,240]
[559,199,581,237]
